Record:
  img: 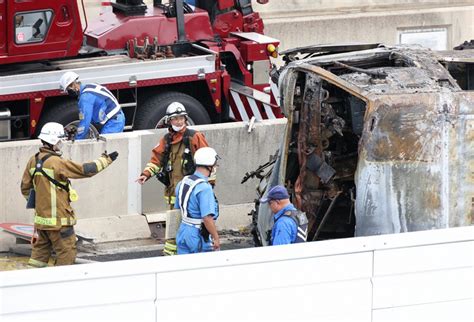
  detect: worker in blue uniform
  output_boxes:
[260,185,308,245]
[59,71,125,140]
[175,147,220,254]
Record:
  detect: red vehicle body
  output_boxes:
[0,0,281,140]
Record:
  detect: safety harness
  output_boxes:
[32,153,78,202]
[157,129,196,186]
[275,210,309,243]
[33,153,69,192]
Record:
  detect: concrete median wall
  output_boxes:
[1,226,472,322]
[0,119,286,251]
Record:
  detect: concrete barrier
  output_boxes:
[0,119,286,251]
[1,226,472,322]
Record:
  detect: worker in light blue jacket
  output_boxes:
[175,147,220,254]
[59,71,125,139]
[260,185,308,245]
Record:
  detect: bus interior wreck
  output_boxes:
[247,44,474,246]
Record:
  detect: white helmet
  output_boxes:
[38,122,66,145]
[194,147,219,167]
[165,102,187,123]
[59,71,79,93]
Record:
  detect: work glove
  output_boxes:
[100,151,118,165]
[108,151,119,161]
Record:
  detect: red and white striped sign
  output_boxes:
[229,82,283,122]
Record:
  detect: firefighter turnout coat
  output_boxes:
[141,126,208,206]
[21,147,114,231]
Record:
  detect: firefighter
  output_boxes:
[175,147,220,254]
[136,102,208,206]
[136,102,208,255]
[59,71,125,140]
[260,185,308,245]
[21,122,118,267]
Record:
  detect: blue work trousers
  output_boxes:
[101,112,125,134]
[176,224,212,254]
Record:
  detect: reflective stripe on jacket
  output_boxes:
[178,174,206,226]
[21,147,112,230]
[142,127,208,204]
[76,83,122,139]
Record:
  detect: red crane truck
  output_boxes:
[0,0,282,140]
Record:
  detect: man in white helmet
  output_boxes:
[21,122,119,267]
[59,71,125,140]
[175,147,220,254]
[136,102,208,207]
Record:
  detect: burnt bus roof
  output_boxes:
[284,44,474,95]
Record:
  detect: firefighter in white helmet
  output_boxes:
[59,71,125,139]
[174,147,220,254]
[21,122,119,267]
[136,102,208,206]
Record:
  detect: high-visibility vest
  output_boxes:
[178,174,206,228]
[277,210,308,243]
[82,83,121,125]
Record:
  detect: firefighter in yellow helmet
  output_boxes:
[21,122,118,267]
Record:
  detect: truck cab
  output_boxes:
[0,0,83,65]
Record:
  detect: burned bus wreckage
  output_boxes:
[247,44,474,246]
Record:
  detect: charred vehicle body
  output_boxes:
[248,44,474,246]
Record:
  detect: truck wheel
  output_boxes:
[36,99,99,139]
[134,92,211,129]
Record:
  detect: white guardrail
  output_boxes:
[1,226,472,322]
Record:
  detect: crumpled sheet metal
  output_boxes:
[256,139,286,246]
[263,57,474,241]
[355,92,474,235]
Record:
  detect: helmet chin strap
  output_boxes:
[43,141,62,154]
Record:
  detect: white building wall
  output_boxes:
[1,226,472,322]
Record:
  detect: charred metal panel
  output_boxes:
[294,74,324,214]
[362,95,442,162]
[449,92,474,228]
[355,92,474,235]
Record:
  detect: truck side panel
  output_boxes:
[0,0,6,55]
